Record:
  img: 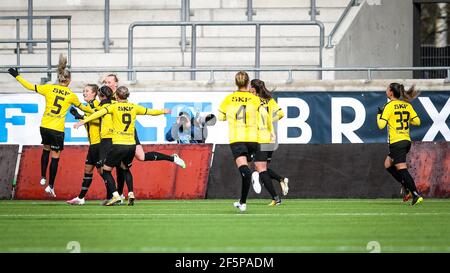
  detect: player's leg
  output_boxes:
[39,127,51,186]
[99,138,113,202]
[44,130,64,198]
[266,151,289,196]
[136,144,186,168]
[122,145,136,206]
[384,155,410,201]
[393,141,422,205]
[67,163,94,205]
[101,145,124,206]
[255,159,280,206]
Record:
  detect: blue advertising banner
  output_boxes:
[0,91,449,144]
[274,91,450,144]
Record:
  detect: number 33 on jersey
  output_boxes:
[377,100,421,144]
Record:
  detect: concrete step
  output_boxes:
[0,22,334,44]
[0,48,320,68]
[0,7,343,26]
[2,0,351,11]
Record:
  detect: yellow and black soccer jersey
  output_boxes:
[218,91,260,143]
[16,75,90,132]
[377,99,421,144]
[96,100,115,139]
[83,100,101,145]
[257,98,284,144]
[82,101,165,145]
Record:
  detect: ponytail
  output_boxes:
[57,54,71,85]
[401,84,420,102]
[250,79,272,99]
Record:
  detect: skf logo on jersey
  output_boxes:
[394,104,407,109]
[118,106,133,111]
[52,88,70,96]
[232,97,251,103]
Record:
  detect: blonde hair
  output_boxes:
[401,85,420,102]
[57,54,71,84]
[115,86,130,100]
[235,71,249,89]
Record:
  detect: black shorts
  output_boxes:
[98,138,113,167]
[40,127,64,151]
[134,128,141,145]
[254,143,277,162]
[104,144,136,169]
[230,142,258,162]
[254,150,274,163]
[389,140,411,164]
[85,143,100,166]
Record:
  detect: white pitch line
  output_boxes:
[1,212,450,218]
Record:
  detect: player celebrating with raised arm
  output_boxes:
[218,71,260,212]
[8,54,92,198]
[377,83,423,206]
[250,79,288,205]
[73,86,171,206]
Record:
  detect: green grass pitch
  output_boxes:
[0,199,449,253]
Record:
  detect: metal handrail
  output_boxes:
[326,0,359,48]
[2,66,449,83]
[127,21,325,81]
[0,15,72,83]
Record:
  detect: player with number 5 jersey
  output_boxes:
[377,82,422,206]
[8,54,93,198]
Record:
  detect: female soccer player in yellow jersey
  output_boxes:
[74,86,171,206]
[66,84,101,205]
[250,79,288,206]
[8,54,92,198]
[102,74,185,204]
[218,71,261,212]
[377,83,423,206]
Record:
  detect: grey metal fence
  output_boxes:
[0,15,72,83]
[127,21,325,81]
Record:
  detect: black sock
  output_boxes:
[144,152,174,162]
[41,149,50,178]
[116,168,125,196]
[260,171,278,199]
[238,165,252,204]
[101,170,117,196]
[398,169,419,197]
[267,168,283,182]
[386,166,408,191]
[48,157,59,188]
[78,173,93,199]
[123,169,134,193]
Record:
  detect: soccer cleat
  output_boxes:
[251,171,261,194]
[44,186,56,198]
[128,192,135,206]
[280,177,289,196]
[403,192,412,203]
[233,201,247,212]
[172,154,186,169]
[268,196,282,206]
[66,197,85,205]
[119,194,125,205]
[39,177,46,186]
[105,195,122,206]
[411,196,424,206]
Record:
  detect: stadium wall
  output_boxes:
[0,145,19,199]
[328,0,413,79]
[207,142,450,199]
[14,144,212,200]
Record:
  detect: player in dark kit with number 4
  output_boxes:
[74,86,171,206]
[8,54,93,198]
[377,83,423,206]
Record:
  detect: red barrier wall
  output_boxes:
[15,144,212,200]
[408,142,450,198]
